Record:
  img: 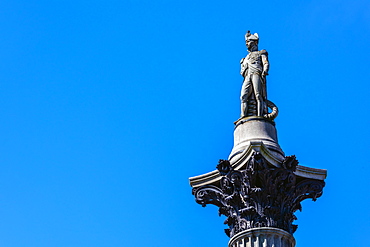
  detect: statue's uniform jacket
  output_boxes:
[240,50,269,116]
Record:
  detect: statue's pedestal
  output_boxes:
[229,228,295,247]
[229,117,284,163]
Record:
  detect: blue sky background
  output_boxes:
[0,0,369,246]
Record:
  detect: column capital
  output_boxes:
[192,152,325,237]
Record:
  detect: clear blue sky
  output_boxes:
[0,0,369,246]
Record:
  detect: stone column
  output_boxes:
[229,228,295,247]
[189,31,327,247]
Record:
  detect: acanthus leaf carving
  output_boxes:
[192,152,325,237]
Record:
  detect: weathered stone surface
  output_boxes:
[230,117,284,163]
[192,152,325,238]
[189,142,327,189]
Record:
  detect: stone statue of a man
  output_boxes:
[240,31,269,118]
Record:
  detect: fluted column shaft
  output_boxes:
[229,228,295,247]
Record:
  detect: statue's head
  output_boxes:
[245,31,259,51]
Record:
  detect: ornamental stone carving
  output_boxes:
[192,152,325,238]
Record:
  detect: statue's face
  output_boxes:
[246,40,257,51]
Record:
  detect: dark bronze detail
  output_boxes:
[192,152,325,237]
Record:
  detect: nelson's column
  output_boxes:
[189,31,327,247]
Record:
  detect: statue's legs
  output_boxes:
[240,77,252,117]
[252,74,264,116]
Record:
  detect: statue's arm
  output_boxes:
[261,50,269,76]
[240,57,247,76]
